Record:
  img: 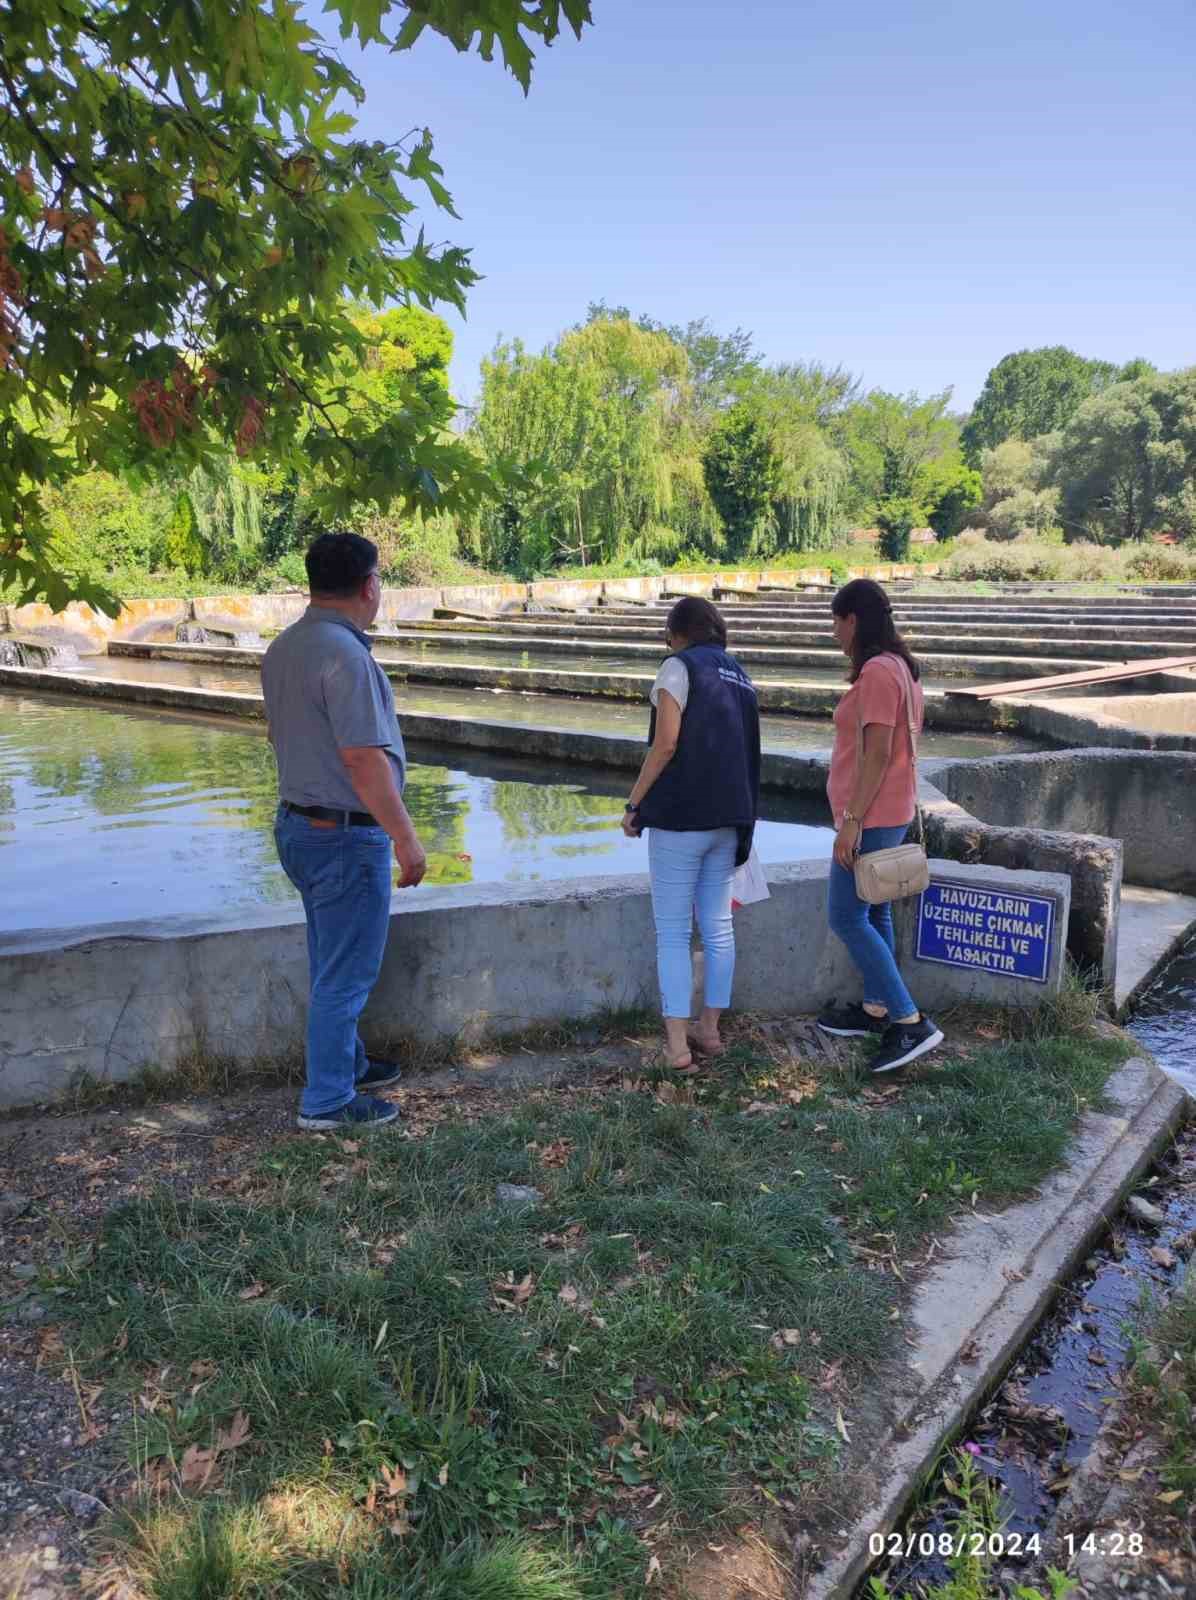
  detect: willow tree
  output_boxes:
[470,317,693,572]
[703,362,854,556]
[0,0,592,609]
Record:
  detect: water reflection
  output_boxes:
[0,695,832,933]
[54,655,1042,759]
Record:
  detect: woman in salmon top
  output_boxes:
[818,579,944,1073]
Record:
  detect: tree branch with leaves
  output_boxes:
[0,0,591,610]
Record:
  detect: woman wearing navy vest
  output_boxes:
[622,597,761,1069]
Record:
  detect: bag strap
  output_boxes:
[896,660,926,846]
[854,656,924,843]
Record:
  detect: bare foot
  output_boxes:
[687,1028,722,1055]
[664,1046,694,1070]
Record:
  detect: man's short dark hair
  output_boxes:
[305,531,379,598]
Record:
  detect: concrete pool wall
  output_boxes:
[933,750,1196,896]
[0,859,1069,1109]
[0,661,1140,990]
[0,564,931,652]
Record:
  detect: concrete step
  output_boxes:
[1116,884,1196,1012]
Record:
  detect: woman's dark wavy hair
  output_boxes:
[831,578,920,684]
[666,595,727,649]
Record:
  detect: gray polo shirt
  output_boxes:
[261,605,407,811]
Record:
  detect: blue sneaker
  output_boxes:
[356,1057,403,1091]
[297,1094,401,1132]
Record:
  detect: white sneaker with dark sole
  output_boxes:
[871,1018,944,1074]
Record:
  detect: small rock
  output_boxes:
[59,1487,105,1522]
[11,1298,49,1325]
[0,1191,31,1223]
[495,1183,543,1207]
[1126,1195,1166,1228]
[1084,1256,1101,1272]
[9,1263,38,1281]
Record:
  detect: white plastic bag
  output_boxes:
[730,848,770,910]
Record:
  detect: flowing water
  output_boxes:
[861,957,1196,1599]
[1125,935,1196,1099]
[0,693,833,934]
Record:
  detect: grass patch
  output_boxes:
[1131,1271,1196,1505]
[59,1027,1128,1597]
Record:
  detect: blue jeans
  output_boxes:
[274,806,394,1117]
[827,823,918,1020]
[648,827,737,1018]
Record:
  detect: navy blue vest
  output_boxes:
[636,644,761,857]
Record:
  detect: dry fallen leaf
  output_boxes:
[646,1554,662,1584]
[834,1407,850,1442]
[537,1138,575,1169]
[1148,1245,1177,1269]
[558,1284,580,1306]
[215,1410,252,1453]
[237,1281,265,1301]
[959,1338,981,1363]
[179,1443,218,1492]
[492,1272,536,1310]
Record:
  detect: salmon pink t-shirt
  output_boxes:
[826,653,923,828]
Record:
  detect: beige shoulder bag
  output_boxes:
[851,661,930,905]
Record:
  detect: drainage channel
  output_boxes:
[858,959,1196,1599]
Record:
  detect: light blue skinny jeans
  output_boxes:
[826,822,918,1019]
[648,826,738,1018]
[274,805,394,1117]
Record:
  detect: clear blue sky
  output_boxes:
[339,0,1195,408]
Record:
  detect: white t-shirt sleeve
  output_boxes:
[650,656,690,713]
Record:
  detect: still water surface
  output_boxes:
[0,694,833,933]
[69,656,1035,759]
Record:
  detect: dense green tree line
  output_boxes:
[9,304,1196,599]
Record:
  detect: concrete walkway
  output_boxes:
[1115,884,1196,1012]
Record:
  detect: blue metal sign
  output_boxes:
[916,879,1055,983]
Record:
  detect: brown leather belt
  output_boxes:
[282,801,380,828]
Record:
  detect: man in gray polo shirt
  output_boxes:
[263,531,427,1130]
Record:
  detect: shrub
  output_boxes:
[942,539,1063,583]
[1125,545,1196,582]
[1055,541,1120,581]
[986,485,1061,542]
[942,536,1132,584]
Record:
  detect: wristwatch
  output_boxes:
[624,801,639,814]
